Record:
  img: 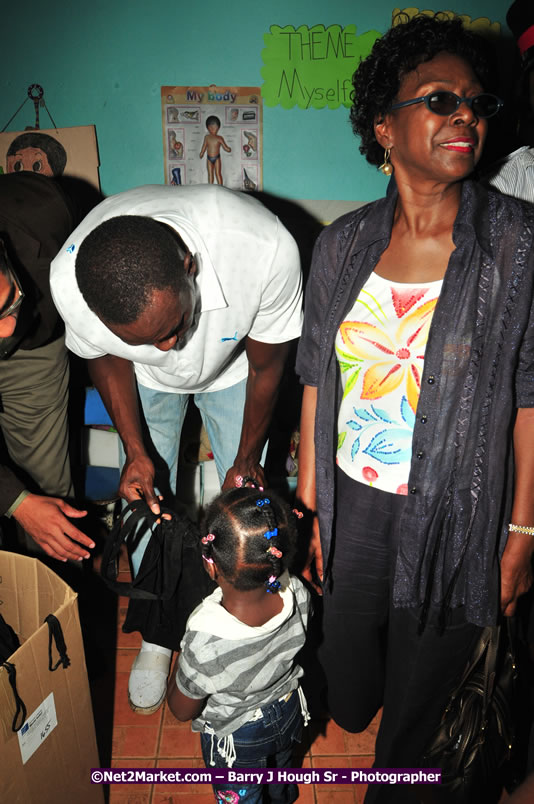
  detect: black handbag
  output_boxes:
[100,499,214,651]
[422,622,516,802]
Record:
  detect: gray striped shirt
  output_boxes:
[485,146,534,203]
[176,572,310,737]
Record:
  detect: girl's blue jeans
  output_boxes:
[200,689,303,804]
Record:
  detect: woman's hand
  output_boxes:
[505,408,534,616]
[296,385,322,593]
[301,515,324,595]
[500,531,534,617]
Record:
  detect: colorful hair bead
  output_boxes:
[267,546,283,558]
[263,527,278,540]
[201,533,216,545]
[256,498,270,507]
[266,575,281,593]
[292,508,304,519]
[234,475,244,487]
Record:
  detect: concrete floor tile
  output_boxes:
[309,718,346,756]
[112,724,160,758]
[158,726,203,759]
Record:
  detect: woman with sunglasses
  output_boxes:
[296,13,534,801]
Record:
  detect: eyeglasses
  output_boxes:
[0,268,25,321]
[389,91,503,119]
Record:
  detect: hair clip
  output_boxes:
[256,498,270,507]
[267,546,283,558]
[202,555,214,564]
[292,508,303,519]
[263,528,278,540]
[201,533,215,544]
[266,575,281,593]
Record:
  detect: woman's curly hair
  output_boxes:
[351,13,496,166]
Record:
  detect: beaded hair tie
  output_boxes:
[237,476,264,490]
[266,575,281,593]
[201,533,215,545]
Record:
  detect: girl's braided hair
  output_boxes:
[201,484,298,592]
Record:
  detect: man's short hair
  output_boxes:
[75,215,188,325]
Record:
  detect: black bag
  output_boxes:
[422,622,516,802]
[100,500,214,651]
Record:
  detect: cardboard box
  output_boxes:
[0,553,103,803]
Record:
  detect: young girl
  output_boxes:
[166,485,311,804]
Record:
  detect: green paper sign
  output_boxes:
[261,24,381,110]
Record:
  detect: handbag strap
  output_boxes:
[449,623,509,725]
[44,614,70,671]
[2,661,27,732]
[0,614,73,734]
[450,625,499,704]
[100,499,176,598]
[481,624,500,715]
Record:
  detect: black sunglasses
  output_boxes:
[390,91,503,119]
[0,266,24,321]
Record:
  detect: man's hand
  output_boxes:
[119,451,161,514]
[500,531,534,617]
[88,354,167,515]
[222,462,266,492]
[222,338,290,494]
[13,494,91,562]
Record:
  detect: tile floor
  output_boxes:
[87,548,380,804]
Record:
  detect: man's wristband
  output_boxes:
[5,490,30,518]
[508,523,534,536]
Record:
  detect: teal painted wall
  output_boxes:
[1,1,511,202]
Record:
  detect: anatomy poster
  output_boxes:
[161,85,262,191]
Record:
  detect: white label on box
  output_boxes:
[17,692,58,764]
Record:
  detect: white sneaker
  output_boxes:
[128,641,172,714]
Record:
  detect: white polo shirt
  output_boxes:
[50,184,302,394]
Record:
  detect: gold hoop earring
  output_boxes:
[378,147,393,176]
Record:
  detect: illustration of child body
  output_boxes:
[199,115,231,185]
[167,485,310,804]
